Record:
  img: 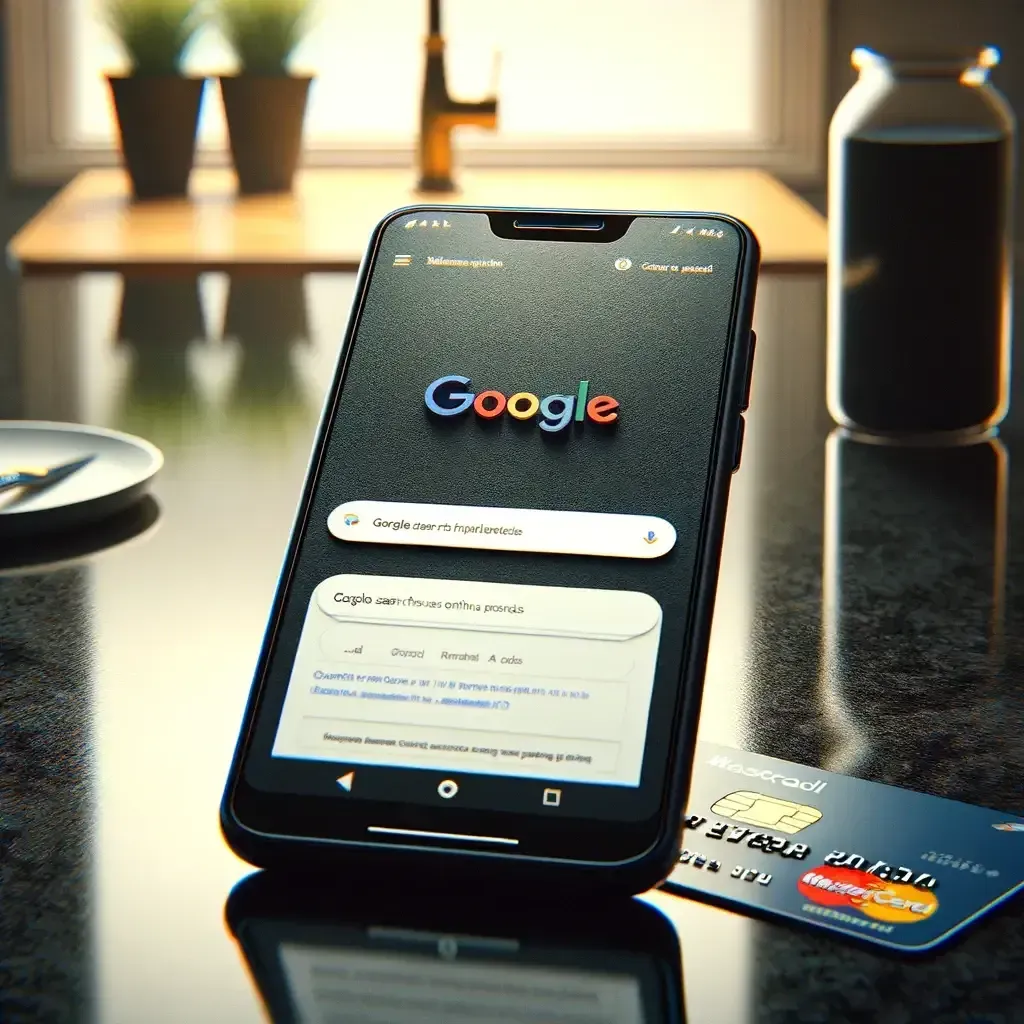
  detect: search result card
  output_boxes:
[271,573,664,786]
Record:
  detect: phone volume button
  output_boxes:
[732,416,746,473]
[742,330,756,411]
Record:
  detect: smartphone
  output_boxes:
[225,872,684,1024]
[221,206,759,894]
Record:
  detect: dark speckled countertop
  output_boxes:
[0,270,1022,1023]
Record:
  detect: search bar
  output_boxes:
[326,501,676,559]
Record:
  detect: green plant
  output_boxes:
[105,0,204,76]
[218,0,313,76]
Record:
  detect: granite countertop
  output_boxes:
[0,269,1022,1023]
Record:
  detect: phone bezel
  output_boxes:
[221,205,760,892]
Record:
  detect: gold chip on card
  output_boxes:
[711,791,823,834]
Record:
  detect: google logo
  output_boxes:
[424,375,620,433]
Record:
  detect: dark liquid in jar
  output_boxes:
[835,128,1009,433]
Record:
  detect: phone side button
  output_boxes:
[742,330,756,411]
[732,416,746,473]
[741,327,757,407]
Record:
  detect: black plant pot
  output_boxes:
[107,75,206,200]
[220,75,313,194]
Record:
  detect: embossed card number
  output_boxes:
[824,850,938,891]
[684,814,810,859]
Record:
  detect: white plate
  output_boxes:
[0,421,163,538]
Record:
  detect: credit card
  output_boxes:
[661,742,1024,953]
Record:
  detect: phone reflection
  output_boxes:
[820,428,1007,778]
[226,873,685,1024]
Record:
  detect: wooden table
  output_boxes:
[7,167,827,276]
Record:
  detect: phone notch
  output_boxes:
[489,211,633,242]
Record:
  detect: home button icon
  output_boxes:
[437,779,459,799]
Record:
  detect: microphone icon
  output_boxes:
[643,530,658,545]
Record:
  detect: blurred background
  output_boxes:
[2,0,1023,410]
[2,3,1024,1022]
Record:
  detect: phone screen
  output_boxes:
[232,209,750,862]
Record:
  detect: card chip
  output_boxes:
[711,791,822,834]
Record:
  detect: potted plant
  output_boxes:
[105,0,207,199]
[216,0,315,193]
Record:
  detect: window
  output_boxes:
[6,0,825,181]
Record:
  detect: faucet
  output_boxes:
[417,0,498,192]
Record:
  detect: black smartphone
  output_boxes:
[221,206,759,894]
[225,872,685,1024]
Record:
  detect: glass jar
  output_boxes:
[827,47,1016,437]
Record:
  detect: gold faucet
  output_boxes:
[417,0,498,192]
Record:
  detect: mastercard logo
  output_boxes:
[798,866,939,925]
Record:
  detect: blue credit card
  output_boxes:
[662,742,1024,953]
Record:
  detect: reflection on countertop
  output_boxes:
[0,270,1022,1022]
[226,872,683,1024]
[0,495,161,574]
[820,430,1010,783]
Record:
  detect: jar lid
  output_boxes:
[853,46,999,71]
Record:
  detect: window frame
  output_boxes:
[5,0,826,184]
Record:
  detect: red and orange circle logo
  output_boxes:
[798,865,939,924]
